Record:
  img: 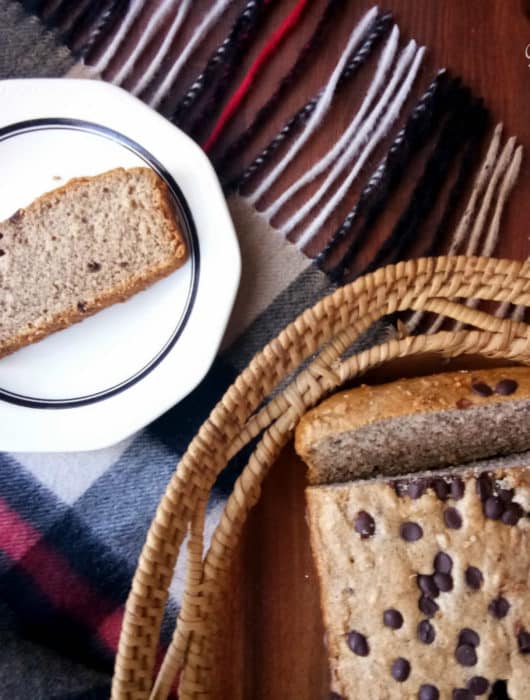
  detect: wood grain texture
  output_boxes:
[198,1,530,697]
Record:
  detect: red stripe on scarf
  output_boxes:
[203,0,310,152]
[0,497,41,559]
[0,496,117,650]
[98,606,124,650]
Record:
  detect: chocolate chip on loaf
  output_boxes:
[517,630,530,653]
[390,657,410,682]
[434,551,453,574]
[400,521,423,542]
[444,507,463,529]
[467,676,489,694]
[455,643,477,667]
[489,597,511,619]
[347,631,369,656]
[418,619,436,644]
[434,572,453,592]
[465,565,484,590]
[383,609,403,630]
[471,381,493,397]
[417,574,439,598]
[419,595,439,617]
[495,379,518,395]
[458,628,480,647]
[419,684,439,700]
[453,689,474,700]
[354,511,375,538]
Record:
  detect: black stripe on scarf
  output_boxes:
[316,70,453,269]
[171,0,272,126]
[0,562,114,672]
[327,79,472,282]
[422,104,490,257]
[344,93,488,282]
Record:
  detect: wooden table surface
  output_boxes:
[200,2,530,697]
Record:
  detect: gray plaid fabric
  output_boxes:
[0,1,74,78]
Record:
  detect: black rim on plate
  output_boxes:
[0,118,200,409]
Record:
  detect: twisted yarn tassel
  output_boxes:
[202,0,310,152]
[294,43,426,250]
[214,0,345,178]
[73,0,128,59]
[246,6,379,207]
[262,24,400,224]
[131,0,195,98]
[149,0,235,109]
[316,70,452,269]
[451,140,522,329]
[355,95,486,281]
[413,124,505,334]
[423,114,491,259]
[172,0,272,126]
[226,10,392,193]
[108,0,187,89]
[328,80,467,283]
[87,0,145,74]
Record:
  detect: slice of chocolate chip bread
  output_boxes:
[296,367,530,484]
[0,167,187,357]
[306,457,530,699]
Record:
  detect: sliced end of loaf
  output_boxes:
[295,367,530,485]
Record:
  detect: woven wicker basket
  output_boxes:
[110,255,530,700]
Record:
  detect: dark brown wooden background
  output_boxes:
[187,2,530,697]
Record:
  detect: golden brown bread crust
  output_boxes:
[0,167,187,357]
[295,367,530,482]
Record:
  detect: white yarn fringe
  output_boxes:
[110,0,180,87]
[246,6,379,207]
[89,0,146,74]
[131,0,193,96]
[295,43,425,249]
[149,0,235,109]
[288,36,416,243]
[262,25,400,223]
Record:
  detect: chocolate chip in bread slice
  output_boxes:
[306,455,530,699]
[296,367,530,485]
[0,167,187,358]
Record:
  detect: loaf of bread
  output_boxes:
[296,367,530,485]
[0,167,187,357]
[306,458,530,699]
[295,367,530,699]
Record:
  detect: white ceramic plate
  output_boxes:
[0,79,240,452]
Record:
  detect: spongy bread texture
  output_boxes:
[307,460,530,699]
[0,166,187,357]
[295,367,530,484]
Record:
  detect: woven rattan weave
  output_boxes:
[110,256,530,700]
